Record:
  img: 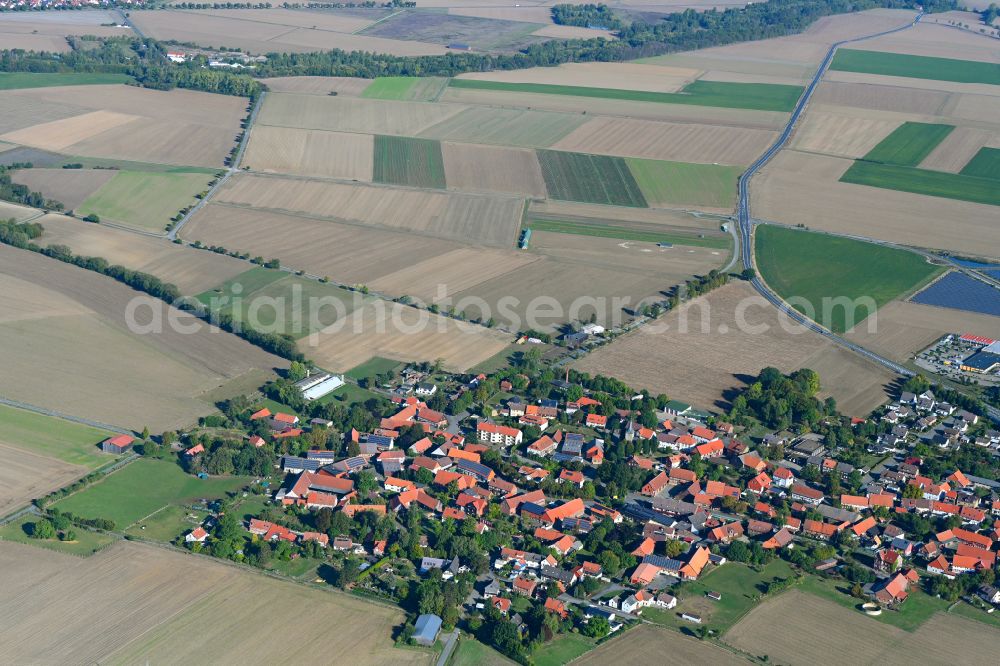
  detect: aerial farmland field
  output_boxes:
[627,158,741,209]
[831,49,1000,85]
[362,76,449,101]
[861,122,954,166]
[755,225,943,333]
[75,170,215,232]
[536,150,647,207]
[0,244,287,431]
[242,126,374,181]
[373,135,446,189]
[10,168,115,210]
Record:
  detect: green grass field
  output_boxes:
[537,150,647,207]
[450,636,516,666]
[528,218,730,249]
[449,79,803,112]
[841,161,1000,207]
[124,503,209,543]
[626,158,741,208]
[755,225,943,333]
[0,516,118,555]
[797,575,947,632]
[831,49,1000,85]
[373,135,446,189]
[861,122,954,166]
[0,72,132,90]
[532,633,595,666]
[0,404,113,469]
[197,268,363,338]
[345,356,404,380]
[959,147,1000,180]
[77,170,214,232]
[362,77,449,101]
[54,459,250,529]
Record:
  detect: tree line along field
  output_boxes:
[448,79,804,112]
[755,225,944,334]
[831,49,1000,85]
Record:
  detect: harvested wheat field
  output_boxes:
[258,93,464,136]
[647,53,816,84]
[36,213,249,295]
[130,9,445,56]
[0,110,138,153]
[751,151,1000,258]
[214,174,524,247]
[0,33,72,51]
[823,69,1000,97]
[792,110,902,158]
[446,6,553,23]
[11,168,115,210]
[307,300,513,373]
[0,200,43,221]
[442,142,547,197]
[0,245,287,431]
[573,281,895,415]
[846,299,1000,363]
[553,116,775,164]
[919,126,995,172]
[724,590,1000,666]
[530,24,614,40]
[577,624,745,666]
[242,126,374,181]
[0,540,427,665]
[420,105,589,147]
[812,80,952,115]
[183,204,461,287]
[370,247,540,302]
[437,86,789,130]
[450,235,726,334]
[258,76,373,96]
[0,11,125,50]
[528,200,726,232]
[2,85,246,167]
[943,93,1000,125]
[456,62,699,92]
[856,20,1000,62]
[0,444,84,516]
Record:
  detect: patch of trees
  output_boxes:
[982,3,999,25]
[0,167,64,211]
[184,438,274,476]
[551,3,623,30]
[728,367,832,431]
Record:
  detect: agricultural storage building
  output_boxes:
[413,614,442,646]
[101,434,135,454]
[296,373,345,400]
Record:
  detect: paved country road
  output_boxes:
[736,12,924,379]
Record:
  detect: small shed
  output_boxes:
[413,614,442,646]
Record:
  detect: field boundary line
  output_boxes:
[0,396,133,434]
[127,503,172,530]
[355,9,404,34]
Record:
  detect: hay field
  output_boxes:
[242,126,374,181]
[846,299,1000,363]
[573,281,895,415]
[528,200,725,231]
[77,170,214,233]
[0,443,85,516]
[437,86,789,130]
[854,20,1000,62]
[576,624,745,666]
[919,126,995,172]
[258,76,373,96]
[531,24,613,40]
[553,116,775,164]
[183,204,461,287]
[369,247,541,302]
[442,142,548,197]
[751,150,1000,258]
[456,62,699,93]
[129,9,445,56]
[308,300,513,372]
[36,213,249,295]
[10,168,114,210]
[0,110,139,152]
[2,85,246,167]
[0,245,287,431]
[0,540,426,665]
[724,590,1000,665]
[258,93,463,136]
[792,110,902,158]
[812,81,951,115]
[214,174,524,247]
[420,105,588,147]
[0,200,40,221]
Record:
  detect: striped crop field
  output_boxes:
[373,135,446,189]
[536,150,647,207]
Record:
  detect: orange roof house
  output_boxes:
[679,546,711,580]
[642,471,670,496]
